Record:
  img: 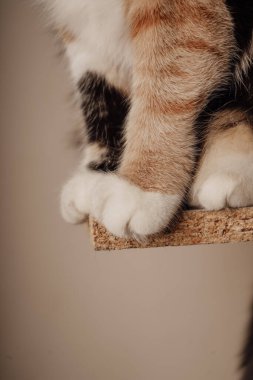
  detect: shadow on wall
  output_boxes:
[241,300,253,380]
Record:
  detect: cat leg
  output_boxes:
[88,0,235,238]
[190,109,253,210]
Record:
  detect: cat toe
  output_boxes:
[60,170,101,224]
[228,181,253,208]
[190,173,253,210]
[91,175,180,238]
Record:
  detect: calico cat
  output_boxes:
[37,0,253,239]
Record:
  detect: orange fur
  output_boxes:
[129,3,169,38]
[120,0,235,195]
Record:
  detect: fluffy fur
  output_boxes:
[37,0,253,240]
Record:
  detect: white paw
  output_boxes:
[190,173,253,210]
[189,121,253,211]
[60,169,102,224]
[90,175,180,238]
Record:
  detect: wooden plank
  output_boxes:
[89,207,253,251]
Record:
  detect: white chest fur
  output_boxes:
[42,0,132,87]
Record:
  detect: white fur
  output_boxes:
[61,170,180,238]
[60,143,106,223]
[90,175,180,238]
[61,169,98,223]
[40,0,132,87]
[190,123,253,210]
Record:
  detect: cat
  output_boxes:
[37,0,253,239]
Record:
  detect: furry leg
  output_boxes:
[88,0,235,238]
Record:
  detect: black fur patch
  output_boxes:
[226,0,253,53]
[226,0,253,118]
[78,72,130,172]
[196,1,253,149]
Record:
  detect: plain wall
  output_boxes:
[1,1,253,379]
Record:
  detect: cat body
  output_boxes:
[36,4,253,376]
[38,0,253,239]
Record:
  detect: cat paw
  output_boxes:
[60,170,102,224]
[190,173,253,210]
[60,143,108,224]
[90,175,180,239]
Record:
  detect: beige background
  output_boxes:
[1,1,253,379]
